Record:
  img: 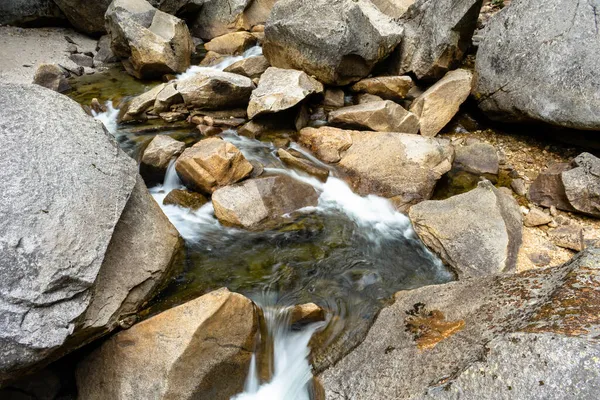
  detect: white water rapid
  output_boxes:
[177,46,263,80]
[92,100,119,135]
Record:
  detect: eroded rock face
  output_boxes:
[76,288,258,400]
[321,247,600,399]
[409,180,522,278]
[349,76,413,101]
[474,0,600,130]
[409,69,473,137]
[175,137,253,193]
[177,70,254,110]
[0,83,136,381]
[105,0,194,79]
[328,100,419,134]
[212,175,319,229]
[391,0,482,80]
[247,67,324,119]
[263,0,403,85]
[0,0,66,27]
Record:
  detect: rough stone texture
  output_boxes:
[549,225,585,252]
[175,137,253,193]
[105,0,194,79]
[298,127,353,163]
[190,0,250,40]
[357,93,384,104]
[0,0,66,27]
[122,83,167,121]
[277,149,330,181]
[204,31,257,55]
[391,0,483,80]
[0,83,137,381]
[321,247,600,399]
[163,189,208,210]
[53,0,112,35]
[523,208,552,227]
[328,100,419,134]
[241,0,278,30]
[562,153,600,217]
[224,55,270,79]
[474,0,600,130]
[177,70,254,110]
[32,63,70,93]
[529,163,575,212]
[94,35,119,65]
[453,142,499,175]
[153,82,183,113]
[323,89,345,108]
[371,0,414,18]
[409,180,522,278]
[141,134,186,170]
[76,288,258,400]
[247,67,324,119]
[349,76,414,101]
[212,175,319,229]
[263,0,403,85]
[409,69,473,137]
[337,131,454,210]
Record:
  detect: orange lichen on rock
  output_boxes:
[405,303,465,350]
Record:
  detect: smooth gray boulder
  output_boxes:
[321,247,600,399]
[0,0,66,27]
[474,0,600,130]
[263,0,403,85]
[409,180,522,278]
[453,142,499,176]
[391,0,482,80]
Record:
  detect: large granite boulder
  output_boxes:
[212,174,319,229]
[321,247,600,399]
[0,83,182,382]
[390,0,482,80]
[247,67,324,119]
[409,180,522,278]
[474,0,600,130]
[76,288,258,400]
[263,0,403,85]
[328,100,419,134]
[0,0,66,27]
[105,0,194,79]
[53,0,112,35]
[177,70,254,110]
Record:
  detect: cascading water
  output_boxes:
[92,101,119,135]
[178,46,264,80]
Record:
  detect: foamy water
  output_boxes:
[178,46,263,80]
[92,101,119,135]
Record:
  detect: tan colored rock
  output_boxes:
[277,148,330,181]
[523,208,553,227]
[350,76,414,101]
[163,189,208,210]
[177,69,254,110]
[371,0,415,18]
[290,303,326,325]
[175,137,253,193]
[204,31,257,55]
[323,89,345,108]
[410,69,473,137]
[549,224,585,252]
[32,64,70,93]
[224,55,270,79]
[328,100,419,134]
[299,127,353,163]
[247,67,324,119]
[356,93,384,104]
[516,226,574,271]
[212,175,319,229]
[154,82,182,113]
[199,50,225,66]
[122,83,167,121]
[141,134,186,170]
[76,288,258,400]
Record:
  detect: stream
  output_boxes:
[87,49,455,399]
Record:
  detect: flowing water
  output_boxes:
[88,49,454,399]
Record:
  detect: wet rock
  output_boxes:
[54,0,112,35]
[177,70,254,110]
[0,0,66,27]
[141,134,186,171]
[263,0,403,85]
[212,175,319,229]
[76,288,258,400]
[409,69,473,137]
[371,0,414,18]
[122,83,167,121]
[0,83,179,382]
[163,189,208,210]
[562,153,600,218]
[69,52,94,68]
[153,82,183,113]
[32,63,70,93]
[391,0,482,80]
[94,35,119,65]
[409,180,522,278]
[247,67,323,119]
[453,141,499,175]
[474,0,600,130]
[529,163,575,212]
[290,303,326,326]
[298,126,353,163]
[105,0,194,79]
[523,207,553,227]
[224,55,270,79]
[349,76,413,102]
[321,246,600,399]
[204,31,257,55]
[549,224,585,252]
[328,100,419,134]
[175,137,253,193]
[277,148,330,181]
[323,89,345,108]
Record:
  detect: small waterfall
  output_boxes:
[92,101,119,135]
[177,46,264,80]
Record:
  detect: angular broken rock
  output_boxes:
[33,64,70,93]
[328,100,419,134]
[323,88,345,108]
[453,141,499,176]
[177,70,254,110]
[349,76,414,101]
[175,137,253,193]
[371,0,415,18]
[247,67,324,119]
[204,31,257,55]
[122,83,167,121]
[141,134,186,171]
[76,288,258,400]
[523,207,553,227]
[277,148,330,181]
[409,69,473,137]
[163,189,208,210]
[529,162,575,212]
[154,82,183,113]
[224,55,270,79]
[562,153,600,218]
[212,175,319,229]
[549,224,585,252]
[298,126,353,163]
[409,180,522,278]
